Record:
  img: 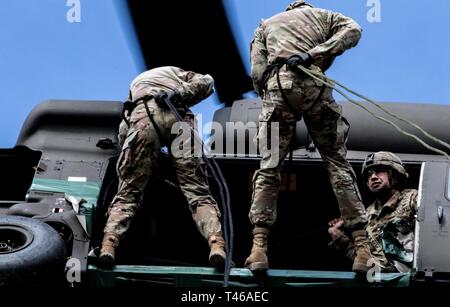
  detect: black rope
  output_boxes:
[121,100,133,127]
[161,95,234,287]
[142,98,165,143]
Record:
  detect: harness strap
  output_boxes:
[262,60,326,190]
[142,98,165,144]
[122,94,165,143]
[121,99,134,127]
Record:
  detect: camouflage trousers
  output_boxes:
[104,100,222,241]
[249,75,368,229]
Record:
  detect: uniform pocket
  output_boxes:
[323,102,348,149]
[266,78,293,91]
[311,101,348,150]
[116,129,139,177]
[258,105,276,122]
[323,101,343,119]
[122,130,138,152]
[335,116,350,148]
[130,104,154,125]
[118,120,129,147]
[254,105,277,151]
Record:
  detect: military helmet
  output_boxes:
[362,151,408,182]
[285,0,312,11]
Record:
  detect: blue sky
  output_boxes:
[1,0,450,147]
[224,0,450,102]
[0,0,144,147]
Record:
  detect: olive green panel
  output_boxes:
[30,178,101,236]
[87,265,410,287]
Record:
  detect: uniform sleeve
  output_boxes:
[409,190,419,214]
[177,71,215,106]
[308,12,362,61]
[250,24,268,96]
[328,233,356,261]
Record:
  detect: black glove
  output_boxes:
[153,91,169,105]
[167,89,182,104]
[286,52,313,68]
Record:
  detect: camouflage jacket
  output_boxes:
[331,189,418,273]
[250,6,362,95]
[129,66,214,107]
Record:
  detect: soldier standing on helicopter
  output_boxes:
[246,0,371,273]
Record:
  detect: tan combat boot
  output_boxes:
[208,234,226,268]
[98,233,119,266]
[245,227,269,272]
[351,229,372,273]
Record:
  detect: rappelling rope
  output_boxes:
[161,96,234,287]
[296,65,450,160]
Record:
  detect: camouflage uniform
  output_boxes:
[331,189,418,272]
[249,3,367,229]
[104,66,222,242]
